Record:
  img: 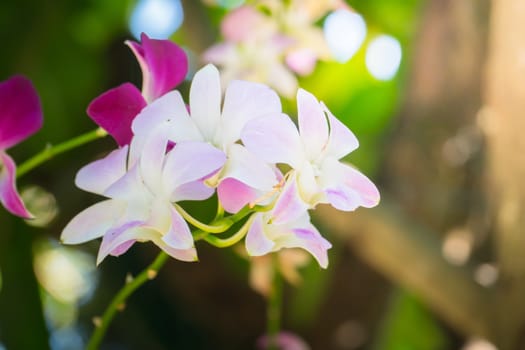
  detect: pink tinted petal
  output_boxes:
[322,102,358,159]
[0,76,43,149]
[153,237,198,262]
[87,83,146,146]
[61,199,126,244]
[221,144,277,192]
[75,146,129,195]
[246,214,274,256]
[97,224,151,264]
[0,152,31,218]
[171,180,214,202]
[220,80,281,146]
[163,141,226,193]
[297,89,329,160]
[217,178,258,213]
[257,331,311,350]
[110,240,136,256]
[283,225,331,268]
[202,43,236,66]
[162,207,193,249]
[221,6,265,42]
[189,64,222,141]
[126,33,188,102]
[241,113,303,167]
[322,159,380,210]
[286,49,318,76]
[272,179,309,225]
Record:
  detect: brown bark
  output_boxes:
[483,0,525,348]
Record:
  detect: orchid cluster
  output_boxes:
[0,76,43,219]
[203,0,349,98]
[60,34,379,269]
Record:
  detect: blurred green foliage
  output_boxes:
[373,290,450,350]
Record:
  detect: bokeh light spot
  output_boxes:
[365,35,402,81]
[324,10,367,63]
[129,0,184,40]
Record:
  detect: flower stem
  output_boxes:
[86,251,169,350]
[17,128,107,179]
[202,215,254,248]
[174,203,231,233]
[267,255,282,350]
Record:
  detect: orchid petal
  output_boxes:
[87,83,146,146]
[152,236,198,262]
[129,92,203,168]
[104,163,149,202]
[139,127,170,193]
[246,214,274,256]
[131,90,200,142]
[189,64,222,141]
[321,158,380,210]
[162,207,193,250]
[296,162,320,205]
[272,179,309,225]
[75,146,129,195]
[0,76,43,149]
[171,180,214,202]
[220,80,281,146]
[163,141,226,194]
[221,6,266,42]
[281,224,331,268]
[221,144,277,192]
[0,152,32,218]
[126,33,188,102]
[202,43,236,66]
[109,240,136,257]
[322,102,359,159]
[217,178,258,214]
[286,49,318,76]
[241,113,303,167]
[97,225,154,265]
[61,199,126,244]
[297,89,329,161]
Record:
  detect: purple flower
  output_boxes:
[87,33,188,146]
[0,76,43,218]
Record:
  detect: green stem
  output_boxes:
[202,215,254,248]
[267,255,282,350]
[214,200,225,221]
[86,251,169,350]
[174,203,231,233]
[17,128,107,179]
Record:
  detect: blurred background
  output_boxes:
[1,0,524,349]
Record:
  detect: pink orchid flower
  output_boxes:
[246,179,331,268]
[242,88,380,211]
[257,330,311,350]
[61,126,226,264]
[0,76,43,218]
[130,64,282,213]
[87,33,188,146]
